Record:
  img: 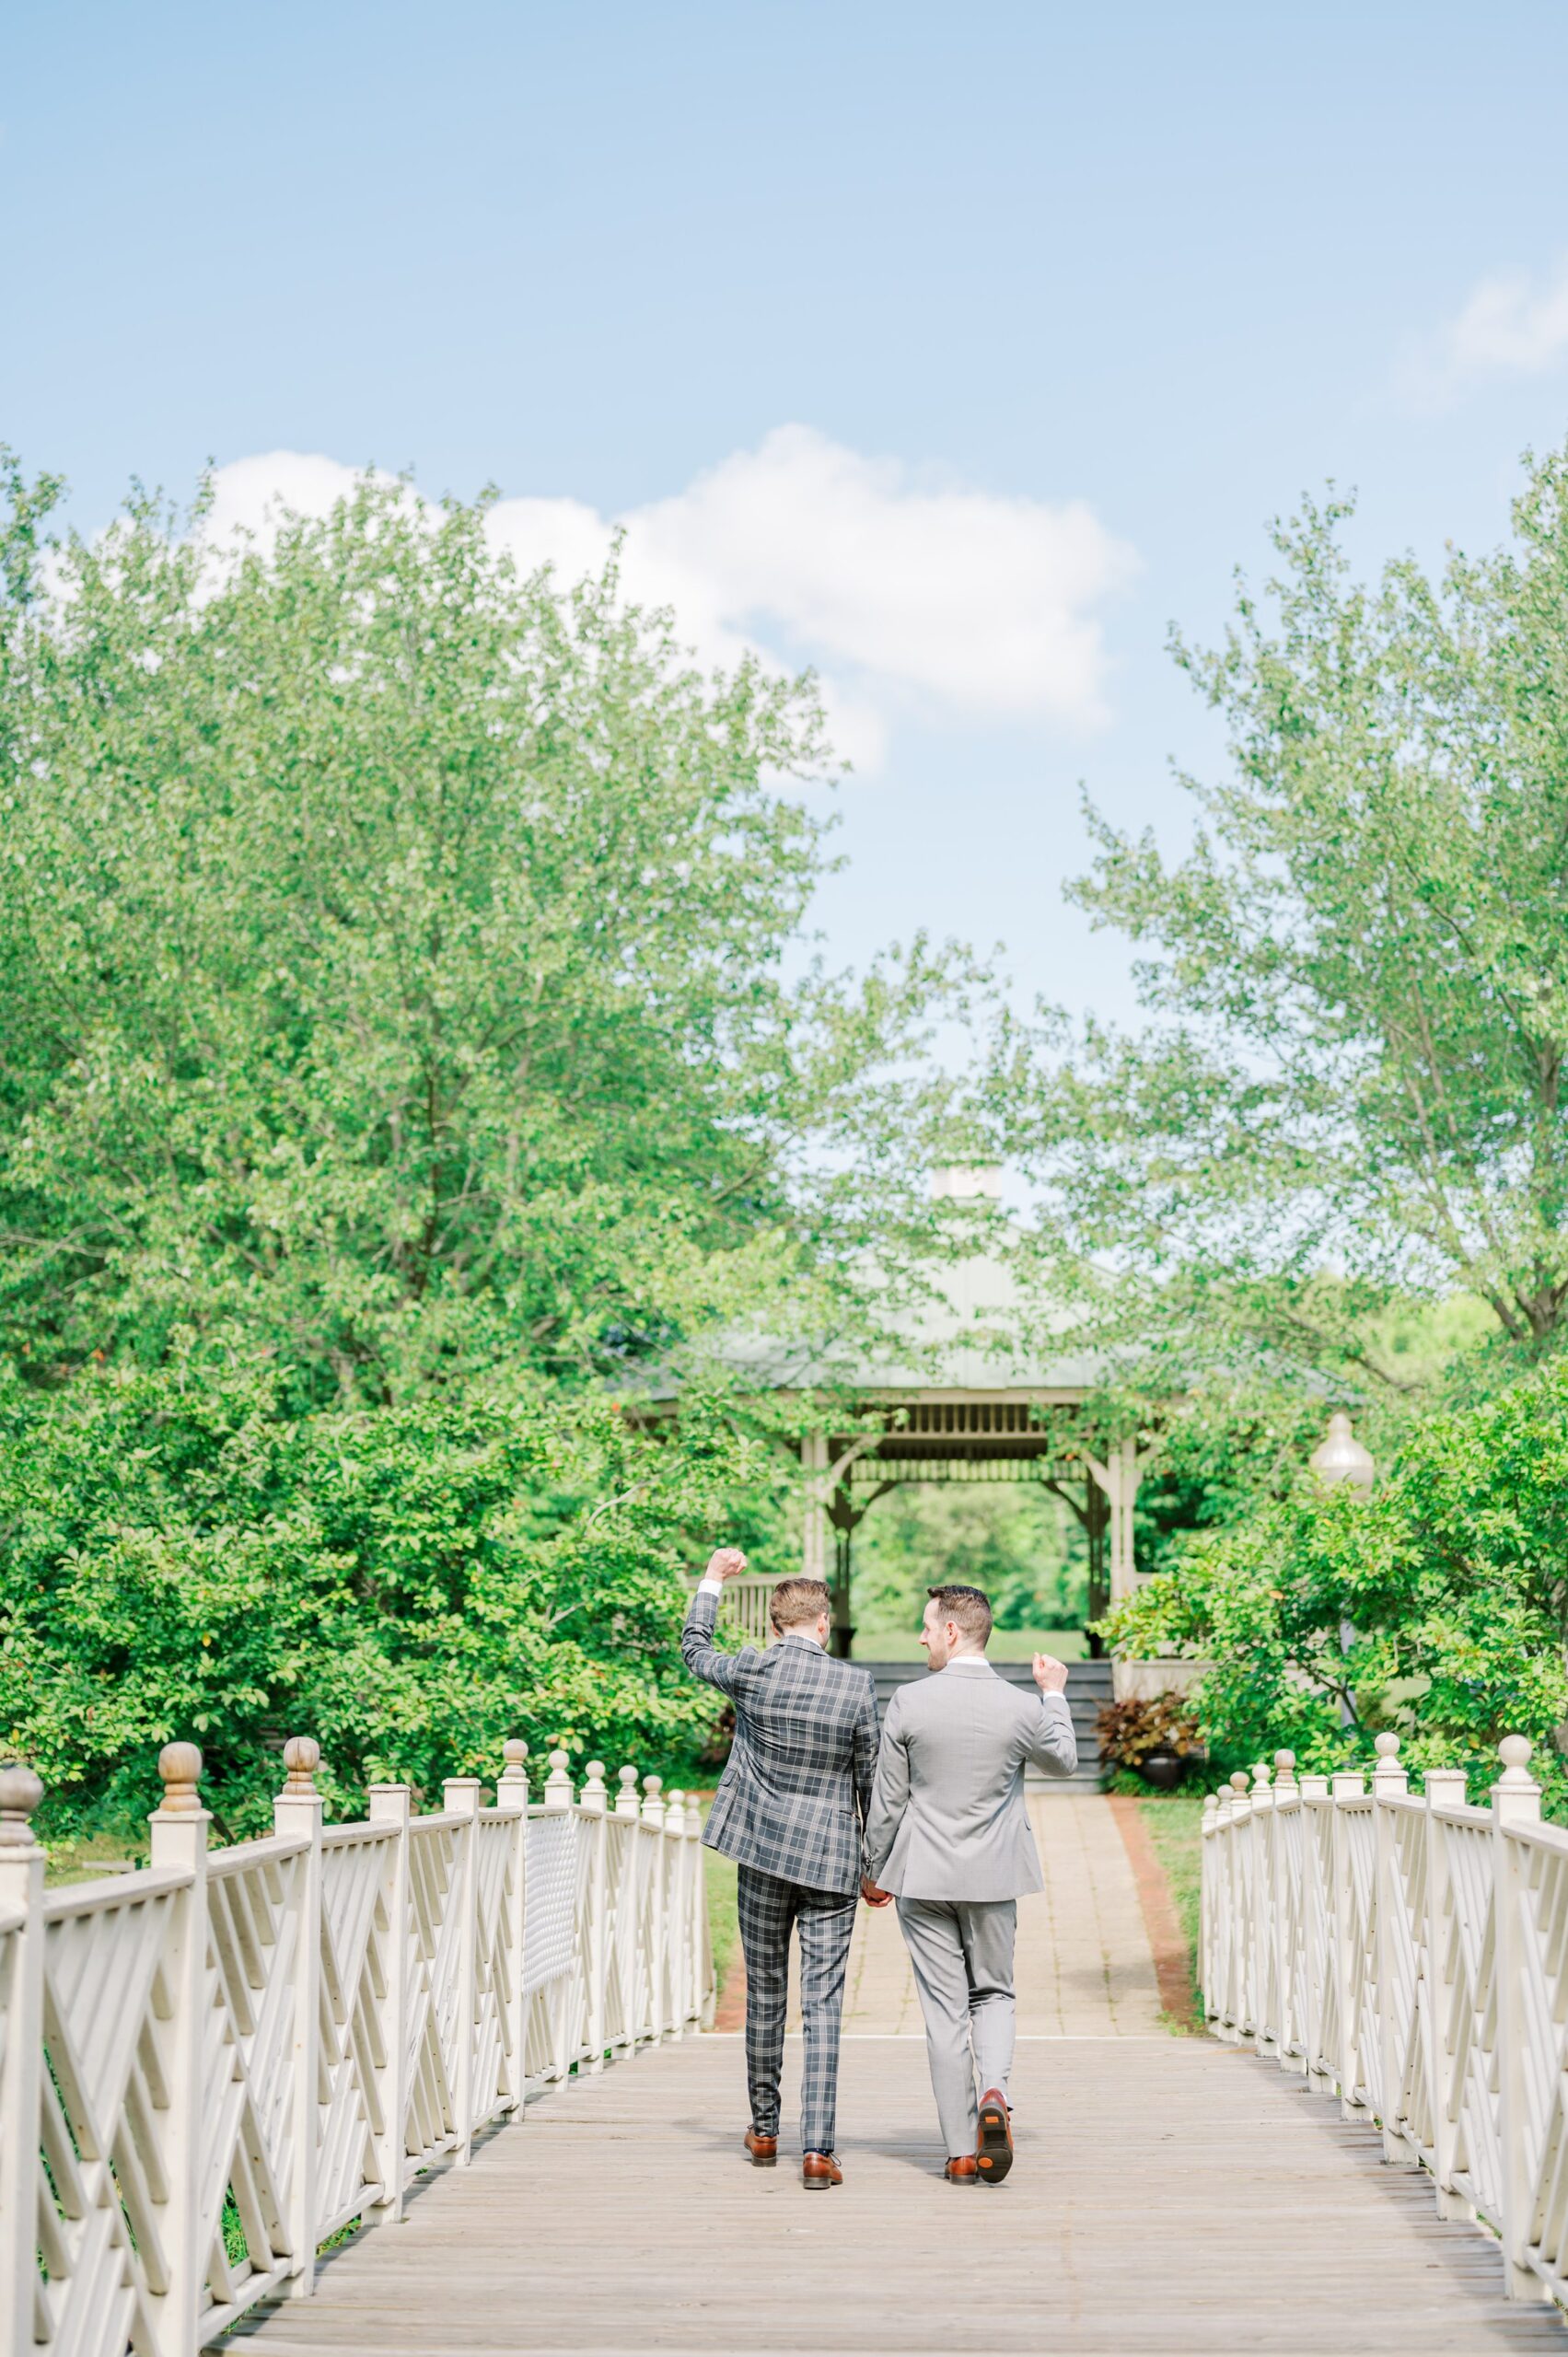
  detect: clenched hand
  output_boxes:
[704,1547,749,1583]
[1032,1653,1069,1695]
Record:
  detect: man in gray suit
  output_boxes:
[682,1548,879,2189]
[863,1582,1076,2182]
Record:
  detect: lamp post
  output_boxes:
[1309,1411,1375,1729]
[1308,1409,1376,1496]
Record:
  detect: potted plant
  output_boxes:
[1096,1693,1204,1791]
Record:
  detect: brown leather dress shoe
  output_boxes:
[976,2086,1013,2184]
[944,2154,978,2181]
[801,2152,842,2189]
[744,2129,778,2166]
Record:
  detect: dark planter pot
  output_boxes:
[1139,1746,1188,1792]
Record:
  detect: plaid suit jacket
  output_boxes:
[681,1589,879,1895]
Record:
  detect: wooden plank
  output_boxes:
[219,2036,1568,2353]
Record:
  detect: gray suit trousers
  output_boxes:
[896,1896,1016,2156]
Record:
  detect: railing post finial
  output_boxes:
[1272,1749,1298,1799]
[544,1748,574,1811]
[0,1759,43,1849]
[282,1736,320,1797]
[642,1772,666,1829]
[1372,1730,1407,1798]
[1493,1734,1541,1824]
[157,1740,204,1815]
[580,1760,608,1815]
[616,1765,641,1817]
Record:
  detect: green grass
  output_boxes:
[853,1625,1088,1663]
[1136,1794,1204,2026]
[703,1846,738,1996]
[43,1831,147,1887]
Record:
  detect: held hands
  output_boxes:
[1032,1653,1069,1695]
[704,1547,749,1584]
[861,1875,892,1908]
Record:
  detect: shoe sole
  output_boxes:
[977,2098,1013,2184]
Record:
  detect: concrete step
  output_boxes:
[856,1658,1109,1784]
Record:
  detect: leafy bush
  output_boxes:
[1105,1358,1568,1803]
[0,1359,780,1839]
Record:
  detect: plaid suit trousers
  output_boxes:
[737,1865,857,2157]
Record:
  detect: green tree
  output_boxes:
[1009,439,1568,1397]
[0,459,975,1408]
[853,1481,1086,1634]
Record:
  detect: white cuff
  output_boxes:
[697,1577,725,1597]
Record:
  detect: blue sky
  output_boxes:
[8,1,1568,1025]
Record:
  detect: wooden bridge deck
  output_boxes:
[224,1796,1566,2357]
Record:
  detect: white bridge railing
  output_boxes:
[0,1735,712,2356]
[1202,1730,1567,2308]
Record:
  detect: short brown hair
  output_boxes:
[770,1576,830,1633]
[926,1583,993,1646]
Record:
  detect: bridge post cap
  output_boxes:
[0,1760,44,1845]
[1273,1749,1295,1772]
[503,1739,529,1767]
[642,1772,663,1794]
[1374,1732,1400,1759]
[282,1736,320,1794]
[1498,1734,1534,1772]
[157,1742,203,1811]
[618,1764,639,1788]
[1228,1771,1249,1794]
[1249,1761,1271,1789]
[547,1748,570,1771]
[585,1760,606,1780]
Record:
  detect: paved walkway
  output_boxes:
[226,1794,1565,2356]
[842,1793,1167,2035]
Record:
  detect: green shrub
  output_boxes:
[1105,1358,1568,1805]
[0,1359,779,1838]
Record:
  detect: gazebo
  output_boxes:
[715,1169,1151,1659]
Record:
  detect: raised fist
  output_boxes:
[705,1547,749,1583]
[1032,1653,1069,1695]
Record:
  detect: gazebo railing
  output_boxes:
[1202,1731,1565,2307]
[687,1573,775,1648]
[0,1735,711,2357]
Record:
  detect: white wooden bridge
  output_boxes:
[4,1730,1568,2355]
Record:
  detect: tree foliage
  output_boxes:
[1106,1356,1568,1801]
[0,457,973,1410]
[1009,440,1568,1395]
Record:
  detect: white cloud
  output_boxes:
[1408,256,1568,404]
[201,428,1137,771]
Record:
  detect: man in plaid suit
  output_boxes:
[682,1548,880,2188]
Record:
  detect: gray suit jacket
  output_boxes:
[864,1659,1077,1901]
[681,1590,879,1895]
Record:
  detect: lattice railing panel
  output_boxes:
[1202,1731,1562,2311]
[0,1736,711,2357]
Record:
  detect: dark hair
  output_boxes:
[770,1576,831,1633]
[926,1583,993,1646]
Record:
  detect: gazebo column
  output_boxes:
[827,1482,857,1659]
[1086,1436,1147,1609]
[800,1432,830,1583]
